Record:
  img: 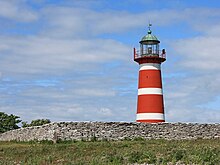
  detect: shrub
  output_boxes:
[0,112,21,133]
[22,119,51,128]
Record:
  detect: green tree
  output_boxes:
[22,119,51,128]
[0,112,21,133]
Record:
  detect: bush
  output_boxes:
[0,112,21,133]
[22,119,51,128]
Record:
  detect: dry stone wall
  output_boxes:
[0,122,219,142]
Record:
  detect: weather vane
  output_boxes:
[148,22,152,31]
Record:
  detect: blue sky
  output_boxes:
[0,0,220,123]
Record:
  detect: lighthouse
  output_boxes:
[134,24,166,123]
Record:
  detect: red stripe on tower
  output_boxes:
[134,24,166,123]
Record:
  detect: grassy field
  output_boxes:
[0,139,219,165]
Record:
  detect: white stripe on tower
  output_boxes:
[136,113,165,120]
[138,88,163,95]
[139,63,161,71]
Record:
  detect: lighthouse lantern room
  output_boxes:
[134,24,166,123]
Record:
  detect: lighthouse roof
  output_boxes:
[140,25,160,44]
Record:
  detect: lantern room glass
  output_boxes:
[140,43,159,56]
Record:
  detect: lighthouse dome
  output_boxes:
[140,29,160,44]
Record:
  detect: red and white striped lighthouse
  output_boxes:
[134,24,166,123]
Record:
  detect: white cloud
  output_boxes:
[73,88,115,97]
[0,0,38,22]
[166,106,220,123]
[173,36,220,71]
[98,108,113,117]
[39,6,220,39]
[165,24,220,123]
[0,36,129,76]
[40,7,184,38]
[163,6,220,121]
[164,65,220,123]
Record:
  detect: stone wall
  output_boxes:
[0,122,219,142]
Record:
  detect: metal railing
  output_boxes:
[134,48,166,60]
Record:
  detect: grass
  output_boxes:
[0,139,219,165]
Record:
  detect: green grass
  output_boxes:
[0,139,219,165]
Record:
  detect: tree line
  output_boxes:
[0,112,51,133]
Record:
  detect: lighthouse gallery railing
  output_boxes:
[133,48,166,60]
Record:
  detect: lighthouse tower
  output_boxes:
[134,24,166,123]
